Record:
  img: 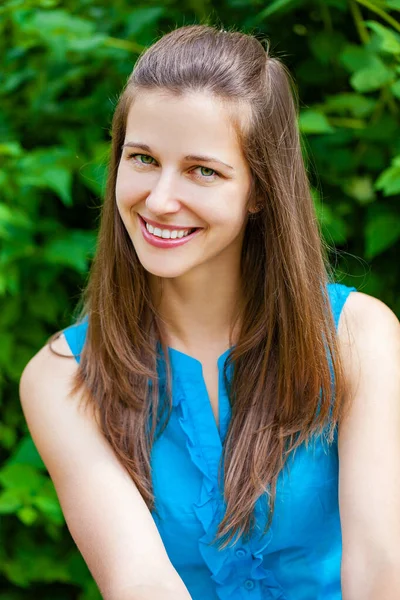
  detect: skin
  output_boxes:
[115,90,253,355]
[338,292,400,599]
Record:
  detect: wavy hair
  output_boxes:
[58,24,349,549]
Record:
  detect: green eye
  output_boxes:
[138,154,154,164]
[127,153,155,165]
[199,166,215,177]
[128,154,219,182]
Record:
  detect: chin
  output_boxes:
[136,256,195,279]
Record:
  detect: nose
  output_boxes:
[145,173,181,216]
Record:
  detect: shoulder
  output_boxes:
[20,333,78,396]
[337,290,400,433]
[338,291,400,384]
[19,332,89,434]
[20,315,88,399]
[340,289,399,335]
[19,332,103,492]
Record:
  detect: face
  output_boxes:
[115,90,253,280]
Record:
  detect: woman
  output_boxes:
[20,25,400,600]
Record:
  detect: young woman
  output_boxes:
[20,25,400,600]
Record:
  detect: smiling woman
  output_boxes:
[115,90,252,279]
[19,24,400,600]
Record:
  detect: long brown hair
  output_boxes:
[62,24,349,549]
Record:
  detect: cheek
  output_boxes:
[115,167,142,210]
[208,198,248,233]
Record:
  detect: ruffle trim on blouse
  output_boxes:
[174,388,288,600]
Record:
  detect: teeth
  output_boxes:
[145,222,192,239]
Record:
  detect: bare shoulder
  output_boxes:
[21,332,77,387]
[339,289,399,336]
[337,291,400,379]
[20,332,92,430]
[336,289,400,433]
[19,332,102,484]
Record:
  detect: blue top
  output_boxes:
[64,282,357,600]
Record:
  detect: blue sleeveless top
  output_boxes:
[64,282,356,600]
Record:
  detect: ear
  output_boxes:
[247,183,263,214]
[248,201,263,214]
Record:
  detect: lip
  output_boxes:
[139,215,200,231]
[138,215,203,249]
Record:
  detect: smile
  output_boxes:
[138,215,202,249]
[146,222,194,239]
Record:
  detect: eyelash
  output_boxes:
[126,153,220,182]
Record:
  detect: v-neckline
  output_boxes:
[167,345,233,448]
[167,345,232,366]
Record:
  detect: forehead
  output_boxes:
[124,90,248,161]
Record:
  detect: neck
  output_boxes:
[150,262,243,357]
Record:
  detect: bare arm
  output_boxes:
[110,584,192,600]
[338,292,400,600]
[19,335,192,600]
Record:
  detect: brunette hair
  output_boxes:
[59,24,349,549]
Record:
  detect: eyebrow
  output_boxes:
[121,141,235,171]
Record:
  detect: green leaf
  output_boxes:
[365,20,400,54]
[299,110,335,134]
[20,167,73,206]
[339,44,373,72]
[23,9,95,40]
[125,7,166,36]
[0,489,23,514]
[342,176,376,204]
[322,93,377,117]
[0,464,44,494]
[374,156,400,195]
[33,496,63,524]
[0,204,32,239]
[2,558,31,587]
[252,0,302,22]
[365,210,400,258]
[1,69,36,94]
[17,506,38,526]
[42,230,96,273]
[0,423,17,450]
[391,78,400,98]
[309,31,347,66]
[7,436,46,470]
[0,142,23,157]
[16,148,77,206]
[67,34,107,53]
[350,55,394,92]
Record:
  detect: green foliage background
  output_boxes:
[1,0,399,597]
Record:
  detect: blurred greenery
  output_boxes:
[1,0,399,597]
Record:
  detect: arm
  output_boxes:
[109,584,192,600]
[19,335,192,600]
[337,292,400,600]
